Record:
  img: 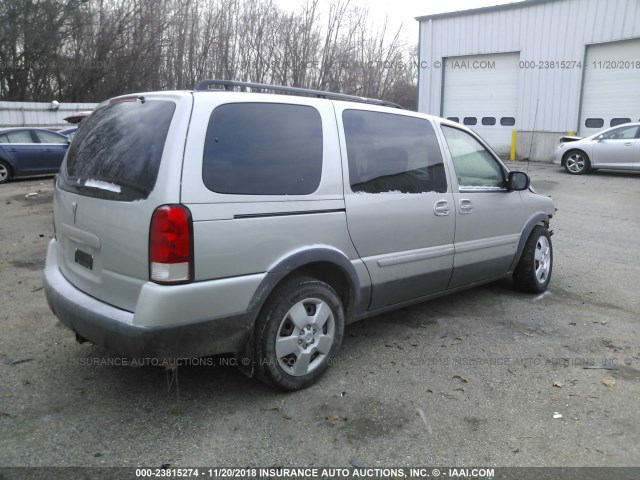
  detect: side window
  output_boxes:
[34,130,68,144]
[342,110,447,194]
[602,125,639,140]
[441,125,505,189]
[4,130,34,143]
[0,134,8,143]
[203,103,323,195]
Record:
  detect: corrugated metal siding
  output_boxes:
[0,101,99,127]
[580,38,640,135]
[418,0,640,133]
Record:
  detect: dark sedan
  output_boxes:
[0,128,70,184]
[57,127,79,140]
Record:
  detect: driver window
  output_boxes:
[441,125,504,189]
[602,126,639,140]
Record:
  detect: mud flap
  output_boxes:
[235,331,254,378]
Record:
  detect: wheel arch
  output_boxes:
[237,247,361,377]
[561,148,589,167]
[510,214,551,271]
[0,157,14,178]
[246,247,361,330]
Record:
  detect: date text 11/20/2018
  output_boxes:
[135,467,496,478]
[518,60,640,69]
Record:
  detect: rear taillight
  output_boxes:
[149,205,193,284]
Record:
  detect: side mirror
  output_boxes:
[507,171,530,191]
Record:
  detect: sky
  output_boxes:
[273,0,523,44]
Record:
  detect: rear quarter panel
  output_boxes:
[180,93,360,282]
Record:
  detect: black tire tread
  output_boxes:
[253,276,344,391]
[0,160,12,184]
[563,150,590,175]
[513,225,553,293]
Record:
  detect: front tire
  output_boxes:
[254,276,345,391]
[563,150,590,175]
[513,226,553,293]
[0,160,12,184]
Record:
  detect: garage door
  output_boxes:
[580,38,640,137]
[442,52,519,156]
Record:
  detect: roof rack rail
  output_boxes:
[194,79,403,109]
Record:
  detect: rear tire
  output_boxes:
[254,276,345,391]
[513,226,553,293]
[563,150,590,175]
[0,160,12,184]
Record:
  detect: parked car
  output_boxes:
[58,127,79,140]
[554,122,640,174]
[0,128,70,184]
[43,80,555,390]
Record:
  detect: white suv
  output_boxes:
[43,80,555,390]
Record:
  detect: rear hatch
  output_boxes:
[53,92,192,312]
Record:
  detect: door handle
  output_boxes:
[624,142,632,146]
[459,199,473,214]
[433,199,450,216]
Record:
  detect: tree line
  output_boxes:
[0,0,418,108]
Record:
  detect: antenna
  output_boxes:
[526,98,539,174]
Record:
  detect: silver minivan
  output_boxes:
[43,80,555,390]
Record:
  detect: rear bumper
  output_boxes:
[42,240,255,359]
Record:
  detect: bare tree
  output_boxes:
[0,0,417,108]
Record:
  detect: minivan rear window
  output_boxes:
[59,98,176,201]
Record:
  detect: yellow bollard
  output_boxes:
[510,130,517,161]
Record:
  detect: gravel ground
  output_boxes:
[0,163,639,472]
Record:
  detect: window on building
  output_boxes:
[584,118,604,129]
[481,117,496,126]
[610,118,631,127]
[203,103,323,195]
[446,117,459,123]
[463,117,477,126]
[500,117,515,126]
[343,109,447,194]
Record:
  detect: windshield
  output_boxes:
[58,98,176,201]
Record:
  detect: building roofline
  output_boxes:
[415,0,561,22]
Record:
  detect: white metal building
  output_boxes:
[0,101,98,128]
[416,0,640,160]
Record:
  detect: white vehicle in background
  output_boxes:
[554,122,640,174]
